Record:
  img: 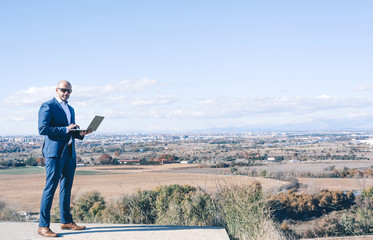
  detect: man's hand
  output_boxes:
[79,128,93,136]
[68,123,80,131]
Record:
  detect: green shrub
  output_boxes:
[101,185,215,226]
[46,184,288,239]
[361,186,373,200]
[102,189,157,224]
[71,191,105,223]
[50,205,60,223]
[352,187,373,235]
[154,184,215,226]
[354,207,373,234]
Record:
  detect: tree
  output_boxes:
[36,157,45,166]
[25,156,37,166]
[99,154,113,165]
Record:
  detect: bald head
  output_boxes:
[57,80,72,89]
[56,80,72,102]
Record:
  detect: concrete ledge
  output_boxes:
[0,222,230,240]
[301,236,373,240]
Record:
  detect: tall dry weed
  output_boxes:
[0,198,24,222]
[216,182,288,240]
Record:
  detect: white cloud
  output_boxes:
[2,80,373,133]
[1,78,159,108]
[0,110,34,122]
[355,85,373,91]
[198,99,215,105]
[167,96,373,120]
[131,96,177,106]
[132,78,158,91]
[3,86,54,107]
[171,109,204,118]
[74,78,158,98]
[71,95,373,128]
[316,95,334,99]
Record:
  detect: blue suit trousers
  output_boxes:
[39,145,76,227]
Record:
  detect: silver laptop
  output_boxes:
[71,115,104,132]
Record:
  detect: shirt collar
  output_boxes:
[55,96,68,105]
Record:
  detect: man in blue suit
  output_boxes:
[38,80,92,237]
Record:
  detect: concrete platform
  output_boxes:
[0,222,230,240]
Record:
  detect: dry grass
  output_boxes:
[298,178,373,193]
[1,163,372,213]
[0,164,285,212]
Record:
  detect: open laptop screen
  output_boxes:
[71,115,104,132]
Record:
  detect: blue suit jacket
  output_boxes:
[38,98,83,159]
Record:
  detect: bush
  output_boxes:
[278,178,300,191]
[361,186,373,200]
[101,185,215,227]
[50,205,60,223]
[351,186,373,234]
[216,182,287,240]
[154,184,215,226]
[0,198,23,221]
[46,184,288,239]
[25,157,37,166]
[98,154,117,165]
[213,162,230,168]
[102,189,157,224]
[303,211,366,238]
[71,191,105,223]
[277,187,373,238]
[267,189,355,221]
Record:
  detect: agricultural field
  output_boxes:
[0,164,285,212]
[2,132,373,239]
[1,161,373,213]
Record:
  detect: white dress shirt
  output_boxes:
[55,96,71,124]
[55,97,72,143]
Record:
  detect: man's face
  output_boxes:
[56,83,72,101]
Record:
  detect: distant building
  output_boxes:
[180,160,193,164]
[118,159,141,165]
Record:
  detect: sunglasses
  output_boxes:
[58,88,72,93]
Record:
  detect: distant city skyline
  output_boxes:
[1,1,373,135]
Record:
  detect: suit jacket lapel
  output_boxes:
[52,98,69,125]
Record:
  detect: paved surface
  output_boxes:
[302,237,373,240]
[0,222,230,240]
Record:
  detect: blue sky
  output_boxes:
[1,0,373,135]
